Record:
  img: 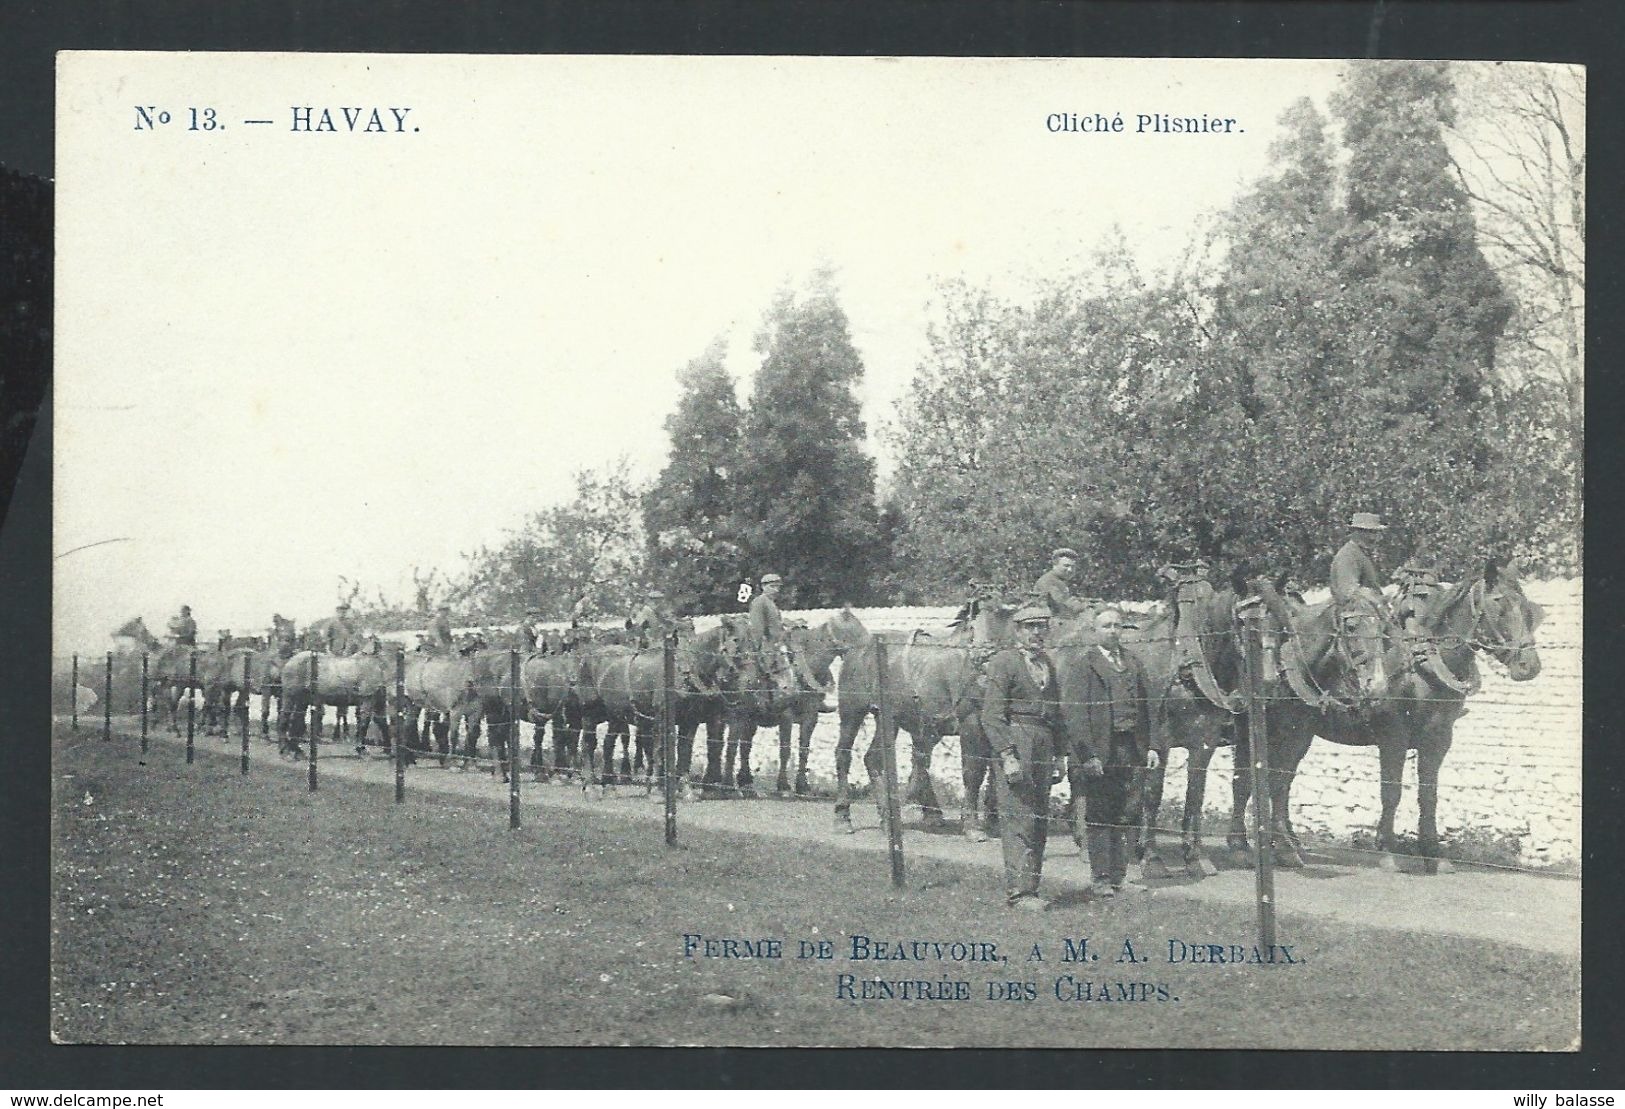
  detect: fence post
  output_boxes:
[874,637,905,889]
[308,654,319,792]
[103,652,113,741]
[140,654,149,760]
[240,657,250,775]
[1241,610,1277,951]
[186,650,197,764]
[663,632,678,847]
[394,648,407,804]
[71,654,79,732]
[508,648,522,830]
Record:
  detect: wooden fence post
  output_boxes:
[240,657,250,775]
[508,648,522,830]
[1241,610,1277,951]
[394,648,406,804]
[140,654,149,760]
[875,637,905,889]
[70,655,79,732]
[186,650,197,764]
[308,654,319,792]
[663,632,677,847]
[103,653,113,741]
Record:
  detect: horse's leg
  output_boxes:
[721,716,739,794]
[776,713,793,795]
[959,717,992,842]
[1181,740,1220,877]
[795,708,814,795]
[1269,732,1310,869]
[1225,720,1254,866]
[1416,720,1455,875]
[1137,747,1171,878]
[833,710,864,833]
[260,685,272,739]
[865,716,897,829]
[1375,738,1407,872]
[736,720,758,799]
[908,727,946,829]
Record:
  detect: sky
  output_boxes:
[52,53,1364,651]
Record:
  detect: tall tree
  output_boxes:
[643,338,747,613]
[733,271,884,607]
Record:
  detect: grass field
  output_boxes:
[50,724,1579,1049]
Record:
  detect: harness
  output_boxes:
[1272,609,1376,713]
[1168,578,1243,714]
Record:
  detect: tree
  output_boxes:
[733,271,885,607]
[457,458,648,621]
[642,338,747,613]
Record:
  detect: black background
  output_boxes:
[2,0,1619,1090]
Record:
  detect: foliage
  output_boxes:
[732,269,886,607]
[455,458,648,623]
[642,338,748,614]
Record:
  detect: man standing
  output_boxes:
[1067,606,1161,898]
[168,605,198,647]
[980,604,1064,911]
[1330,513,1388,607]
[427,603,455,652]
[1034,548,1090,621]
[326,602,357,656]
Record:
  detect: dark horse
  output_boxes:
[831,598,1013,838]
[711,611,866,799]
[1051,572,1246,879]
[1224,585,1396,869]
[1261,558,1543,874]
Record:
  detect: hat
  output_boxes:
[180,605,191,613]
[647,588,665,599]
[437,602,451,611]
[1012,604,1052,624]
[336,602,351,611]
[525,605,542,616]
[760,573,782,585]
[1051,548,1079,561]
[1349,512,1388,532]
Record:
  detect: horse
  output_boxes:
[1223,584,1395,868]
[403,646,483,767]
[1050,573,1247,880]
[1261,557,1544,874]
[831,597,1015,838]
[711,611,864,799]
[278,637,398,759]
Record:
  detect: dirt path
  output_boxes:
[104,718,1580,958]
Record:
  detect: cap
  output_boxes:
[760,573,782,585]
[1051,548,1079,561]
[1349,512,1388,531]
[1012,604,1053,624]
[437,602,451,611]
[336,602,351,611]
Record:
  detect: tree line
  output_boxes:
[346,61,1581,626]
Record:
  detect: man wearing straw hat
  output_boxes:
[1330,512,1389,608]
[980,603,1065,911]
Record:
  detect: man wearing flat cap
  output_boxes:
[632,588,675,647]
[980,603,1065,911]
[327,602,358,656]
[1035,548,1090,621]
[168,605,198,647]
[1330,513,1389,608]
[427,602,455,653]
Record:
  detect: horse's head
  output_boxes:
[1331,595,1391,704]
[1471,558,1544,681]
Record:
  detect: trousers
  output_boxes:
[992,753,1053,901]
[1080,734,1142,885]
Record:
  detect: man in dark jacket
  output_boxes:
[326,603,358,655]
[427,603,455,652]
[168,605,198,647]
[1066,606,1161,897]
[1330,512,1388,606]
[980,604,1065,911]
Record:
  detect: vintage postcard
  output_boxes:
[49,52,1581,1049]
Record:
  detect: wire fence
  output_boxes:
[52,579,1580,946]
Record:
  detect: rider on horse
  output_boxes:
[167,605,198,647]
[631,588,676,647]
[326,602,359,656]
[1034,547,1091,621]
[747,573,822,696]
[427,603,455,653]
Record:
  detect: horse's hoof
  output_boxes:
[1226,846,1254,869]
[1377,852,1401,873]
[738,786,758,801]
[1427,856,1455,875]
[1186,854,1219,879]
[794,774,810,796]
[1140,855,1172,881]
[833,813,855,835]
[962,824,989,844]
[1274,846,1305,869]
